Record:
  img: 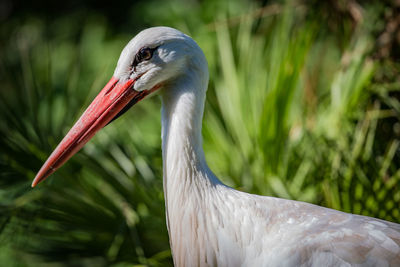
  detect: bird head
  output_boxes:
[115,27,203,92]
[32,26,207,187]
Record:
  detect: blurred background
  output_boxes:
[1,0,399,265]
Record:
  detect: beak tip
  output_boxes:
[32,167,52,188]
[31,176,41,188]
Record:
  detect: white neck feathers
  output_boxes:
[160,69,222,265]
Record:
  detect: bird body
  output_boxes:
[168,185,400,266]
[33,27,400,266]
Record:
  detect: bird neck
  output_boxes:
[161,74,214,186]
[162,81,202,152]
[160,72,223,264]
[161,71,221,198]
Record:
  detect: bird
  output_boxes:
[32,26,400,266]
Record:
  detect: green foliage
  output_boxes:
[0,0,399,266]
[202,8,399,225]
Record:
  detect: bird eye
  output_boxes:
[135,47,156,64]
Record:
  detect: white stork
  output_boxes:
[32,27,400,266]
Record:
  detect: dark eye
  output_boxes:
[134,47,156,65]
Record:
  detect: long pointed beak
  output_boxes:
[32,76,154,187]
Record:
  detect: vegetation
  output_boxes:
[0,0,399,266]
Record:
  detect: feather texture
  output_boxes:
[111,27,400,266]
[156,27,400,266]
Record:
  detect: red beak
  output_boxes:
[32,76,155,187]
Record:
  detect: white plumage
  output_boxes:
[34,27,400,266]
[126,27,400,266]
